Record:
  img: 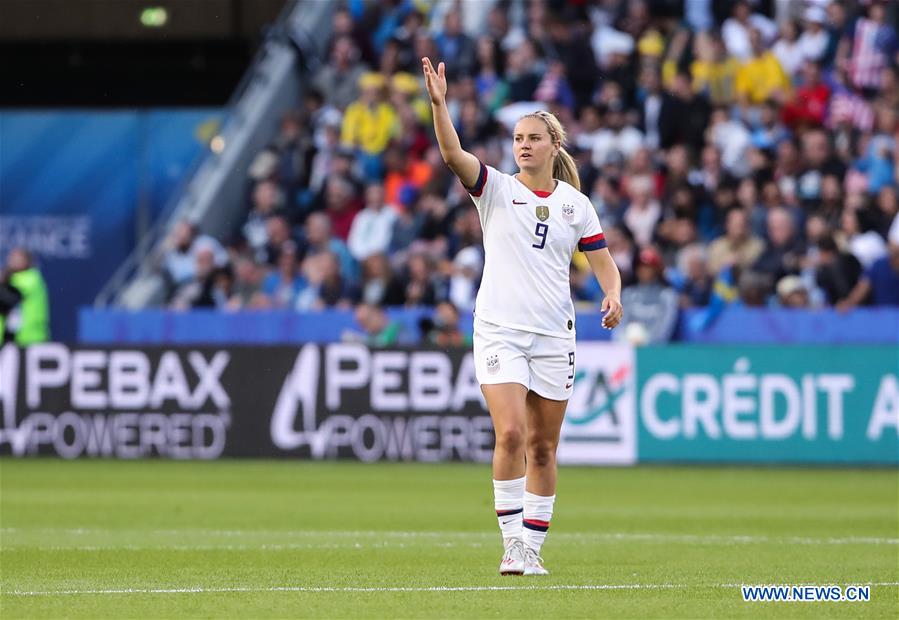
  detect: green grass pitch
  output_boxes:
[1,460,896,618]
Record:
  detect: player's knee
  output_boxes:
[496,427,525,453]
[527,439,557,468]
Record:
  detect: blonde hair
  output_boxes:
[520,110,581,191]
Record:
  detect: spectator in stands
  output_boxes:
[389,199,425,256]
[356,253,405,306]
[296,252,352,310]
[314,36,367,110]
[170,246,218,310]
[853,106,897,194]
[772,19,804,79]
[658,69,709,152]
[675,243,712,309]
[391,77,431,157]
[708,107,752,178]
[301,212,356,285]
[242,180,284,254]
[690,31,740,106]
[737,269,773,307]
[255,213,296,267]
[841,205,888,270]
[341,72,399,179]
[839,0,898,96]
[876,186,899,235]
[401,251,437,307]
[604,225,636,287]
[781,60,830,130]
[0,248,49,345]
[504,38,543,103]
[416,191,454,253]
[818,172,845,233]
[382,144,433,207]
[446,245,482,311]
[736,28,791,114]
[775,275,811,308]
[815,234,863,306]
[750,100,790,151]
[707,208,765,277]
[347,183,398,262]
[737,178,766,237]
[473,35,508,115]
[797,129,845,207]
[162,219,228,293]
[423,300,470,347]
[307,114,343,196]
[838,239,899,310]
[722,1,776,61]
[329,7,376,66]
[617,248,679,344]
[261,241,303,309]
[589,175,627,230]
[590,98,644,168]
[877,65,899,110]
[623,175,661,248]
[227,257,266,309]
[434,8,475,80]
[346,303,402,347]
[322,176,361,241]
[754,207,805,282]
[316,251,353,309]
[797,6,830,65]
[272,110,313,194]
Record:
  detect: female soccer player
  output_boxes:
[422,58,623,576]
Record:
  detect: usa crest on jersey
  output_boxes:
[562,204,575,223]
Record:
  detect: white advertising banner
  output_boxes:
[559,342,636,465]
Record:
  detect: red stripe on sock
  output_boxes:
[523,519,550,527]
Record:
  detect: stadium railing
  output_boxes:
[93,0,334,310]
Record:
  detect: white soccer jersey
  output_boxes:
[467,163,607,338]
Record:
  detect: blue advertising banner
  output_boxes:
[77,308,615,344]
[0,109,222,341]
[637,346,899,465]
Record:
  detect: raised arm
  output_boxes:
[421,57,481,188]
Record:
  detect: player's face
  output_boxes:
[513,117,555,173]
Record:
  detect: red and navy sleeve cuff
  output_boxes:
[466,163,488,197]
[578,232,607,251]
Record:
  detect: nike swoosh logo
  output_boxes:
[565,383,573,389]
[512,200,527,205]
[501,519,515,525]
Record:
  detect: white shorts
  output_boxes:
[473,317,576,401]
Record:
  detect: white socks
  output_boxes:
[494,478,556,553]
[523,490,555,554]
[493,476,525,541]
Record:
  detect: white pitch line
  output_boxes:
[6,583,899,597]
[1,529,896,547]
[9,542,488,552]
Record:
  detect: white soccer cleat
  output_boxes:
[523,546,549,576]
[499,538,525,575]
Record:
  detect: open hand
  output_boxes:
[601,295,623,329]
[421,57,447,104]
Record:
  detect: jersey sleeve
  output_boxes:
[578,198,607,252]
[466,162,499,212]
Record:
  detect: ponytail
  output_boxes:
[522,110,581,192]
[553,147,580,192]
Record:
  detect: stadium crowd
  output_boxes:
[161,0,899,344]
